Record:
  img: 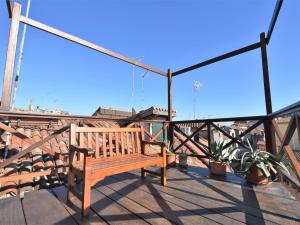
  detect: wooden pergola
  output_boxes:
[2,0,282,150]
[1,0,300,193]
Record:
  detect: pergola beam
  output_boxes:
[6,0,12,18]
[267,0,283,44]
[172,42,261,76]
[1,3,21,110]
[19,16,167,77]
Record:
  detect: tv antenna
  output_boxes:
[132,56,144,109]
[193,81,203,119]
[140,70,149,110]
[11,0,32,110]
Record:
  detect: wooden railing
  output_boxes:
[1,102,300,196]
[0,122,69,185]
[270,101,300,190]
[170,115,268,167]
[169,101,300,191]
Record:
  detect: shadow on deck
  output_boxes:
[1,166,300,225]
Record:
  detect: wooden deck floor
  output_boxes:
[1,166,300,225]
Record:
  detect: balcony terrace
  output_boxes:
[1,167,300,225]
[0,0,300,224]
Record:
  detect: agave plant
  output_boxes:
[228,139,289,178]
[166,140,174,154]
[209,141,231,162]
[179,149,188,157]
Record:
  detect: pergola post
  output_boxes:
[167,69,173,145]
[1,2,22,110]
[260,32,276,154]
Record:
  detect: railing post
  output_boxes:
[260,32,276,154]
[207,122,211,155]
[167,69,173,145]
[1,2,22,110]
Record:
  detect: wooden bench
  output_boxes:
[67,124,167,216]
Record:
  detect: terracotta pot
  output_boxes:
[166,154,176,167]
[179,155,188,168]
[210,161,227,176]
[246,165,269,185]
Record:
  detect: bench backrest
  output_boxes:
[70,124,145,159]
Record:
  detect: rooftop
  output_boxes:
[0,1,300,224]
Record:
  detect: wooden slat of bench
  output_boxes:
[102,132,107,158]
[90,155,162,170]
[131,132,136,153]
[73,155,162,175]
[90,188,148,224]
[115,132,120,156]
[136,131,141,154]
[0,197,26,225]
[108,132,113,157]
[73,154,163,174]
[95,132,99,158]
[126,132,131,154]
[121,132,125,155]
[52,186,107,225]
[92,159,163,180]
[79,132,84,161]
[23,189,77,225]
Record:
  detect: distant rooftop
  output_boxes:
[92,106,176,120]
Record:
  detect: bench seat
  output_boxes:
[73,154,163,177]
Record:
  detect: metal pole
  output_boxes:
[11,0,31,110]
[131,56,144,109]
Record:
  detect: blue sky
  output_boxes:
[0,0,299,120]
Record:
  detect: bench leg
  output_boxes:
[141,168,146,178]
[82,178,91,217]
[161,166,167,186]
[67,171,75,202]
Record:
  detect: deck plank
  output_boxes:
[90,188,149,225]
[96,184,173,225]
[98,176,220,225]
[172,167,299,209]
[167,168,300,224]
[0,196,26,225]
[52,186,107,225]
[113,171,282,225]
[22,189,77,225]
[104,174,252,225]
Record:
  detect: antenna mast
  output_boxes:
[193,81,202,119]
[11,0,32,110]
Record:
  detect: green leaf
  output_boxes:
[257,162,270,178]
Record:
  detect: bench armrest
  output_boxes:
[141,140,166,147]
[141,140,166,156]
[70,145,94,156]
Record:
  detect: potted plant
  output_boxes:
[178,149,188,169]
[228,140,289,185]
[209,141,228,176]
[166,141,176,167]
